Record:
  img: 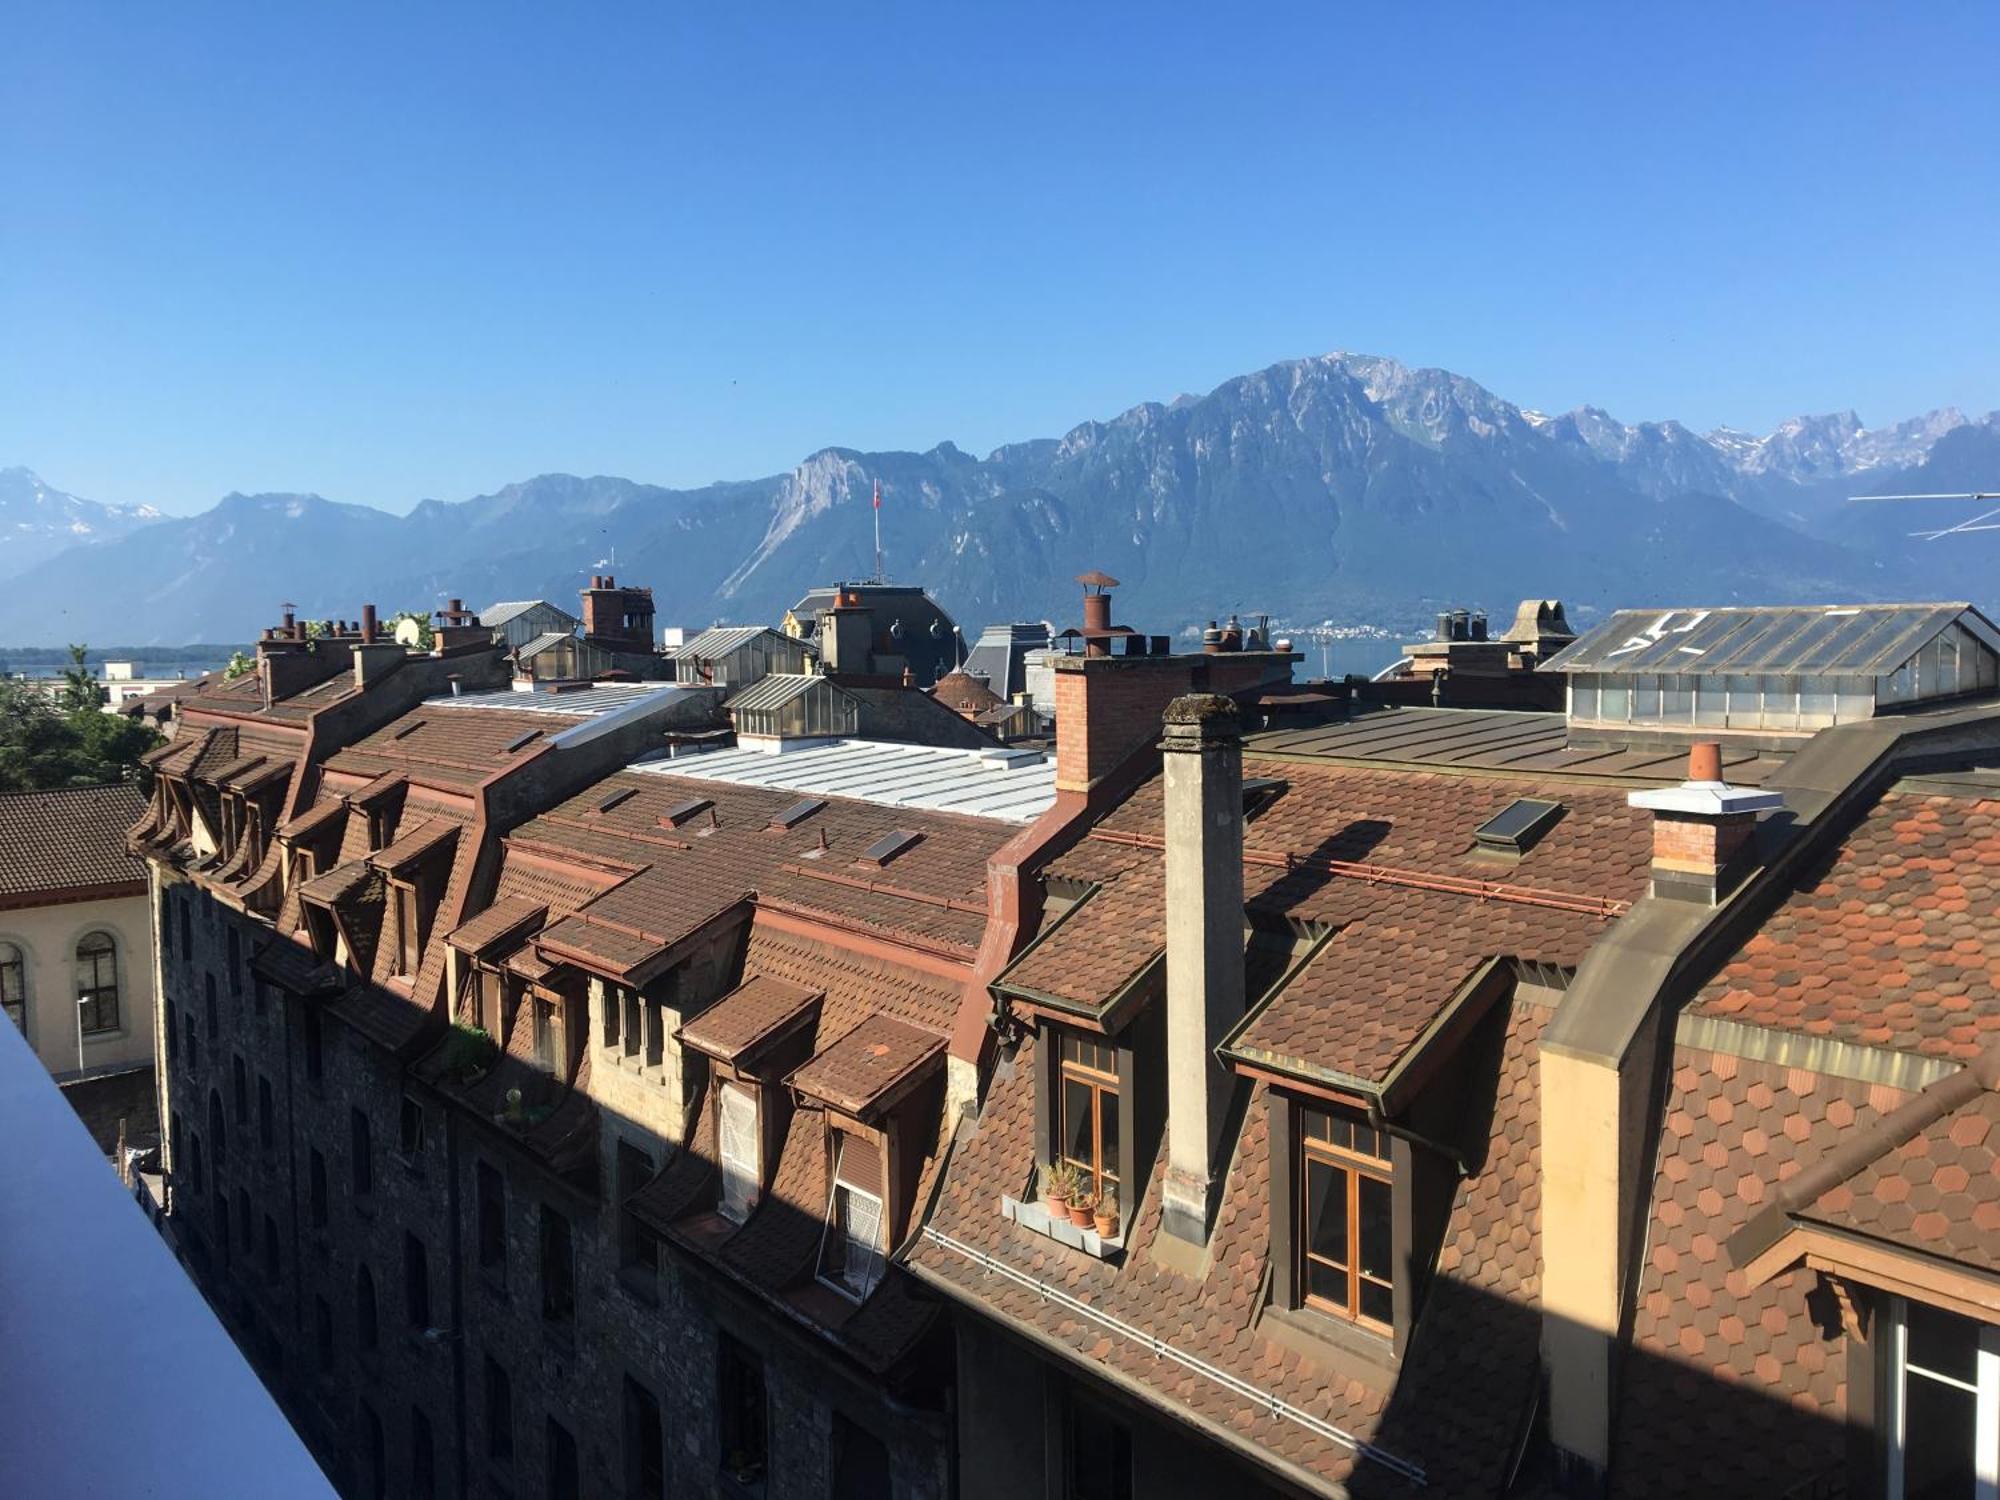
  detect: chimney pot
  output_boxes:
[361,603,378,644]
[1688,741,1722,784]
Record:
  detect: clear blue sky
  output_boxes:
[5,3,1997,516]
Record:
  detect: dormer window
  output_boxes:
[718,1082,759,1222]
[393,881,426,978]
[818,1130,886,1301]
[1298,1105,1393,1332]
[1057,1033,1121,1201]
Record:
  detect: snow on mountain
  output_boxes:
[0,467,165,580]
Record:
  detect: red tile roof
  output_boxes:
[0,782,147,902]
[1691,785,2000,1061]
[786,1014,944,1117]
[678,975,821,1064]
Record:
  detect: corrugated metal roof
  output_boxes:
[515,631,576,659]
[428,683,675,718]
[481,599,574,628]
[672,625,801,661]
[1540,604,1999,678]
[1247,706,1788,786]
[638,738,1057,823]
[724,673,851,714]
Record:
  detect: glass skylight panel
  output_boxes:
[1473,797,1563,853]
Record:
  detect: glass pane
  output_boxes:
[1359,1278,1394,1327]
[1301,1108,1331,1144]
[1062,1078,1094,1167]
[1097,1087,1119,1184]
[1305,1259,1348,1308]
[1902,1369,1976,1499]
[1304,1158,1348,1261]
[1358,1176,1393,1280]
[1906,1301,1978,1383]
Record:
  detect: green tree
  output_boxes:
[223,650,255,680]
[59,643,104,714]
[0,673,162,793]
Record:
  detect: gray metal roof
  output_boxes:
[1247,706,1788,787]
[672,625,800,661]
[638,738,1057,822]
[516,631,576,660]
[427,683,682,718]
[724,673,852,713]
[480,599,577,628]
[1540,604,2000,678]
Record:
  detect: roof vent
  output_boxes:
[1473,797,1564,854]
[1242,776,1287,818]
[594,786,638,815]
[770,797,827,830]
[392,720,426,740]
[502,729,542,754]
[859,829,922,867]
[660,796,713,828]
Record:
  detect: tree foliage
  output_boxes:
[388,610,436,650]
[0,645,163,793]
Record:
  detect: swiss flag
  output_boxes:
[873,479,882,510]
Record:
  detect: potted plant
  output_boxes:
[1041,1160,1074,1215]
[1094,1187,1120,1239]
[1068,1186,1097,1229]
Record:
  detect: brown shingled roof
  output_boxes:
[0,782,147,904]
[678,975,822,1066]
[787,1014,944,1118]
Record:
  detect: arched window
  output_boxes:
[208,1088,227,1167]
[75,931,119,1036]
[357,1265,379,1352]
[1,941,26,1034]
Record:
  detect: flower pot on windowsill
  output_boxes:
[1067,1197,1096,1229]
[1093,1208,1119,1238]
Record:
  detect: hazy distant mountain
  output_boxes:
[0,466,163,580]
[5,356,1997,645]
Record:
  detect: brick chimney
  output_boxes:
[1158,693,1246,1249]
[1627,742,1783,904]
[581,575,656,651]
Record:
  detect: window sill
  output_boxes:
[1258,1300,1397,1379]
[1001,1194,1124,1259]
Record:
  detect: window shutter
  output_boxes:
[835,1132,882,1198]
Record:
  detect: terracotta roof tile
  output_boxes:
[788,1014,945,1118]
[678,975,822,1064]
[1808,1088,2000,1271]
[1691,787,2000,1061]
[0,782,146,900]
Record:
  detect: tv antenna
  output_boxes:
[1847,491,2000,542]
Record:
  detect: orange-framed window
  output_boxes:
[1299,1105,1393,1331]
[1056,1032,1120,1200]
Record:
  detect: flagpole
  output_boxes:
[872,479,883,583]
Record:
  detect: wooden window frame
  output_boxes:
[1055,1032,1121,1201]
[1298,1106,1395,1335]
[392,881,424,979]
[75,930,121,1036]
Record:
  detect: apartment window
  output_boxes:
[208,1088,227,1167]
[204,972,218,1038]
[477,1160,507,1280]
[717,1335,767,1486]
[540,1205,575,1325]
[0,941,26,1033]
[356,1265,379,1351]
[404,1232,430,1328]
[313,1295,333,1373]
[831,1413,891,1500]
[411,1406,436,1500]
[393,882,423,978]
[161,898,174,958]
[309,1148,329,1227]
[214,1189,231,1267]
[75,931,120,1035]
[351,1107,373,1195]
[165,1001,176,1063]
[232,1055,249,1124]
[477,965,505,1038]
[360,1401,386,1500]
[547,1417,580,1500]
[179,899,191,957]
[818,1131,886,1301]
[533,994,563,1078]
[622,1376,664,1499]
[1886,1297,2000,1498]
[235,1187,252,1252]
[1057,1031,1120,1200]
[1066,1393,1132,1500]
[718,1082,759,1222]
[617,1140,661,1285]
[258,1076,274,1149]
[187,1130,204,1194]
[227,927,242,994]
[484,1355,514,1463]
[303,1006,323,1083]
[262,1213,280,1280]
[184,1008,198,1070]
[253,978,267,1017]
[400,1094,424,1157]
[1299,1105,1393,1331]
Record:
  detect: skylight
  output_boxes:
[1473,798,1563,854]
[770,798,827,830]
[661,796,714,828]
[859,829,922,867]
[594,786,637,814]
[502,729,542,754]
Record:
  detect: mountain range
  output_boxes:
[5,353,1998,646]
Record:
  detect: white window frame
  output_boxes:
[718,1083,759,1223]
[815,1136,886,1302]
[1885,1295,2000,1500]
